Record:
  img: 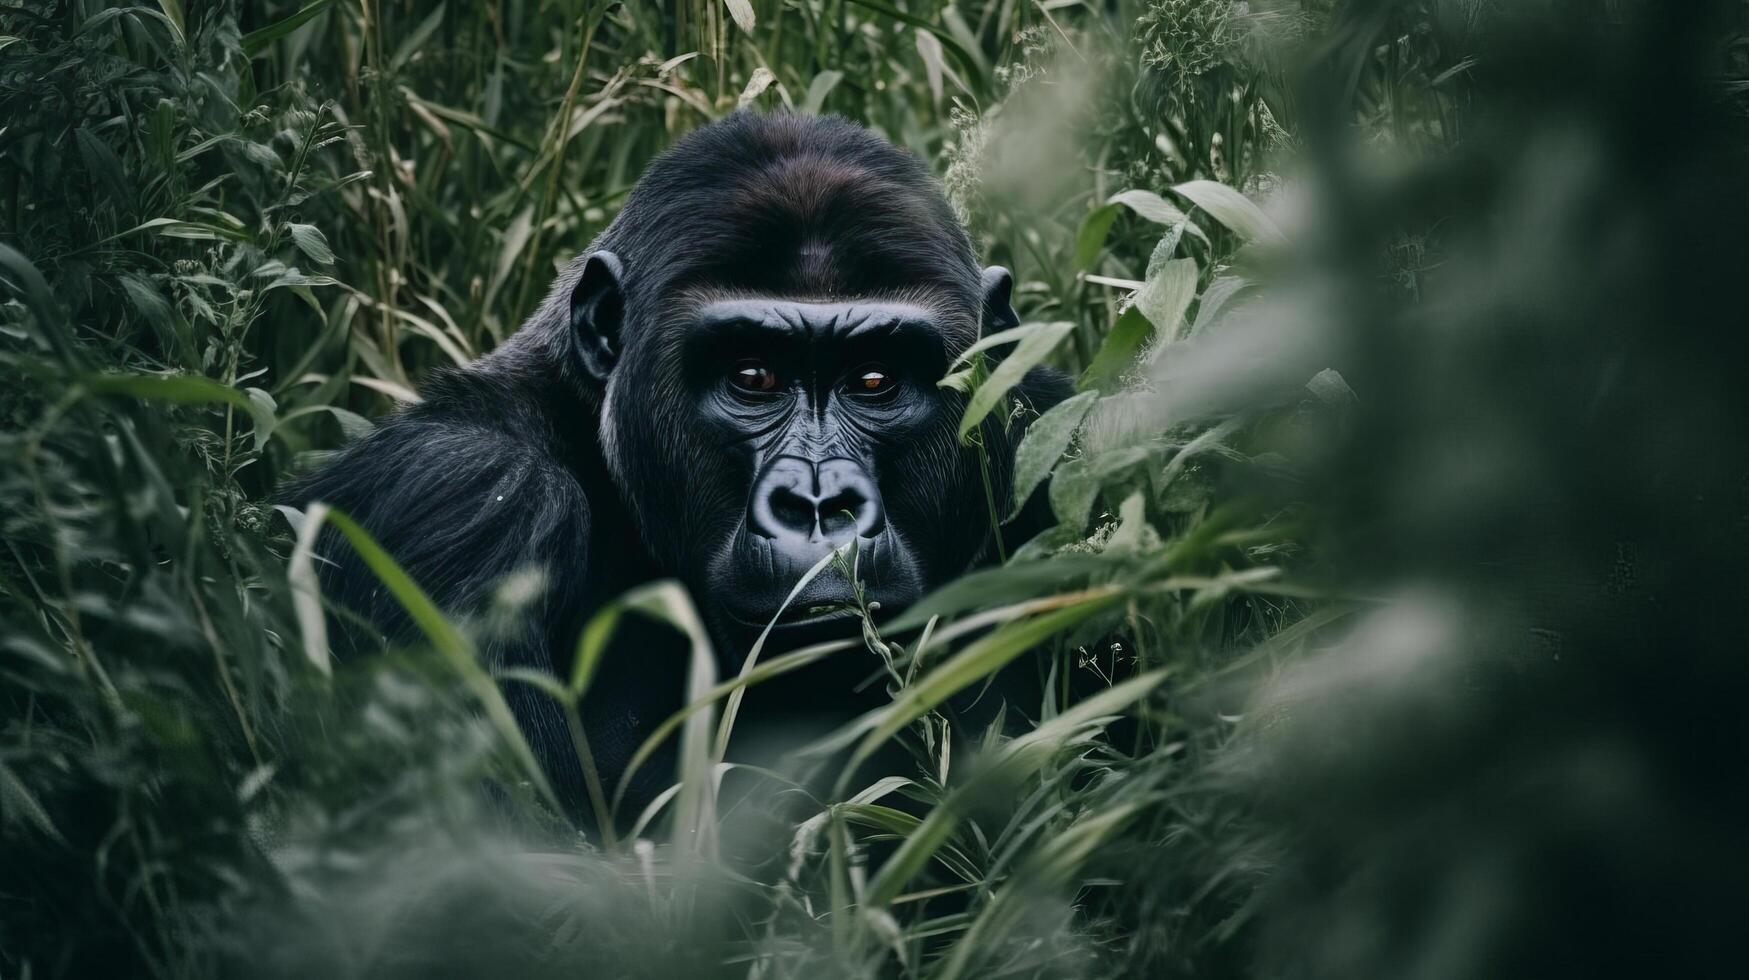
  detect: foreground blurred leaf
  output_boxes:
[1172,180,1285,245]
[321,509,559,811]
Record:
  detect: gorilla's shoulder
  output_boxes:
[286,365,592,614]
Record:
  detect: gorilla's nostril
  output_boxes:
[769,486,817,535]
[815,459,885,541]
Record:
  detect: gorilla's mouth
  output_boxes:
[727,599,860,631]
[710,528,924,639]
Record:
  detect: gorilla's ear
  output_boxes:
[569,251,625,383]
[980,266,1019,332]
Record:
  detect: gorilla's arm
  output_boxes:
[285,374,596,796]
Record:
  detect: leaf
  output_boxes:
[1134,257,1198,339]
[1073,203,1120,271]
[800,70,843,115]
[1049,444,1154,531]
[116,274,181,354]
[1008,391,1097,518]
[714,544,848,763]
[76,127,132,210]
[244,387,279,450]
[845,592,1123,776]
[937,803,1147,980]
[390,2,445,70]
[241,0,339,56]
[0,762,66,845]
[1077,307,1151,395]
[1145,224,1188,278]
[915,29,945,104]
[569,603,622,698]
[886,552,1121,632]
[946,323,1037,370]
[844,0,985,89]
[285,503,331,677]
[124,216,249,243]
[1306,367,1358,404]
[287,222,335,266]
[320,509,559,811]
[1049,457,1098,531]
[155,0,186,42]
[1107,190,1209,243]
[737,66,776,108]
[82,372,275,445]
[1189,274,1247,336]
[1172,179,1285,244]
[862,670,1167,911]
[723,0,756,33]
[958,321,1076,440]
[610,581,719,853]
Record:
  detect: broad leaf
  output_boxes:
[1008,390,1097,518]
[957,321,1075,440]
[1172,179,1285,244]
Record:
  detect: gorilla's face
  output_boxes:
[683,296,951,633]
[560,114,1026,658]
[594,278,1008,653]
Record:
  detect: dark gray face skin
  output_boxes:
[684,298,950,632]
[577,249,1016,663]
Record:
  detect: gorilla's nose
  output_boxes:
[750,456,885,545]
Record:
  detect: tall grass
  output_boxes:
[4,1,1747,977]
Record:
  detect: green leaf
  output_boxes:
[241,0,339,56]
[390,2,445,70]
[1077,307,1151,394]
[845,592,1123,776]
[1073,203,1119,271]
[1048,456,1098,530]
[288,222,335,266]
[75,127,132,209]
[801,70,843,115]
[946,322,1036,371]
[244,387,278,450]
[285,503,331,677]
[957,321,1075,440]
[862,670,1166,911]
[319,509,559,811]
[1008,391,1097,518]
[116,274,182,355]
[1306,367,1358,404]
[886,552,1121,632]
[569,603,622,697]
[1107,189,1209,243]
[723,0,756,33]
[844,0,985,88]
[1172,179,1286,244]
[155,0,186,42]
[1135,257,1198,338]
[609,581,720,852]
[0,762,66,845]
[737,66,777,108]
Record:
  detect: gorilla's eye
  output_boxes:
[730,360,779,393]
[850,366,898,396]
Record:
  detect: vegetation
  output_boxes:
[3,1,1746,977]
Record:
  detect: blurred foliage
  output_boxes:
[3,0,1747,978]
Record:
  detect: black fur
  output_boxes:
[286,113,1069,819]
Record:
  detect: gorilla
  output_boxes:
[290,112,1067,817]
